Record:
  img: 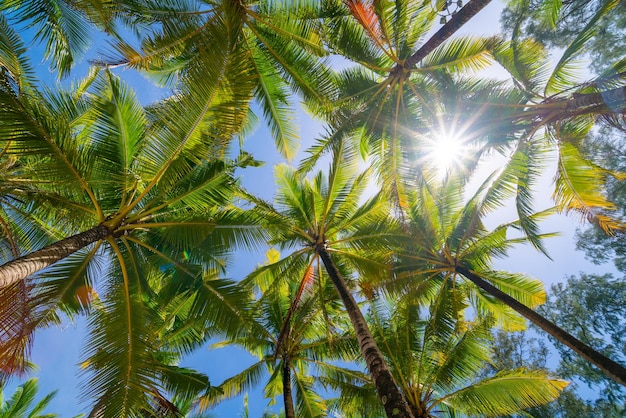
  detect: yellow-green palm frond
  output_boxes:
[436,369,567,416]
[419,36,494,74]
[293,368,327,417]
[554,142,626,233]
[81,257,161,417]
[488,35,551,94]
[367,288,565,416]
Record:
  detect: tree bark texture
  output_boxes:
[0,224,112,287]
[564,85,626,113]
[318,248,415,418]
[282,356,296,418]
[455,265,626,388]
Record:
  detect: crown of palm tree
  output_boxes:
[393,172,626,387]
[0,26,265,415]
[203,250,359,417]
[355,290,568,418]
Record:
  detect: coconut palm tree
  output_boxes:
[202,249,361,417]
[247,140,415,417]
[0,21,259,285]
[0,27,262,414]
[300,0,498,192]
[393,172,626,387]
[303,0,625,236]
[329,288,568,417]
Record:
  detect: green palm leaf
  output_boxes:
[438,369,568,416]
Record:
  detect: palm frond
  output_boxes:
[438,369,567,416]
[553,142,626,233]
[1,0,94,77]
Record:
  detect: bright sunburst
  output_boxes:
[424,131,467,178]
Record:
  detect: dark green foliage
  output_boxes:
[501,0,626,73]
[540,275,626,404]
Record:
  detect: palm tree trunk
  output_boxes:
[0,223,112,287]
[403,0,492,69]
[282,355,296,418]
[317,248,415,418]
[561,85,626,114]
[455,265,626,388]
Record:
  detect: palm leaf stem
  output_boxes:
[0,141,10,159]
[102,13,219,68]
[455,265,626,388]
[246,10,324,52]
[122,235,197,278]
[245,23,324,104]
[3,92,103,218]
[0,223,112,287]
[275,258,316,358]
[112,48,231,227]
[317,247,415,418]
[118,222,216,231]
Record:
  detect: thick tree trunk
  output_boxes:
[403,0,492,69]
[318,248,415,418]
[0,224,112,287]
[563,85,626,114]
[282,356,296,418]
[455,265,626,388]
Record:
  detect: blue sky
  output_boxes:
[2,1,619,416]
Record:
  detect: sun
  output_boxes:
[424,131,466,178]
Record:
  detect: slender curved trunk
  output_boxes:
[455,265,626,388]
[403,0,492,69]
[0,224,112,287]
[318,248,415,418]
[282,355,296,418]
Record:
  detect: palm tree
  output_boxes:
[99,0,335,160]
[300,0,499,195]
[0,21,258,286]
[393,172,626,387]
[248,141,415,417]
[304,0,625,237]
[480,5,626,233]
[0,29,262,415]
[0,378,58,418]
[331,288,567,417]
[203,249,360,417]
